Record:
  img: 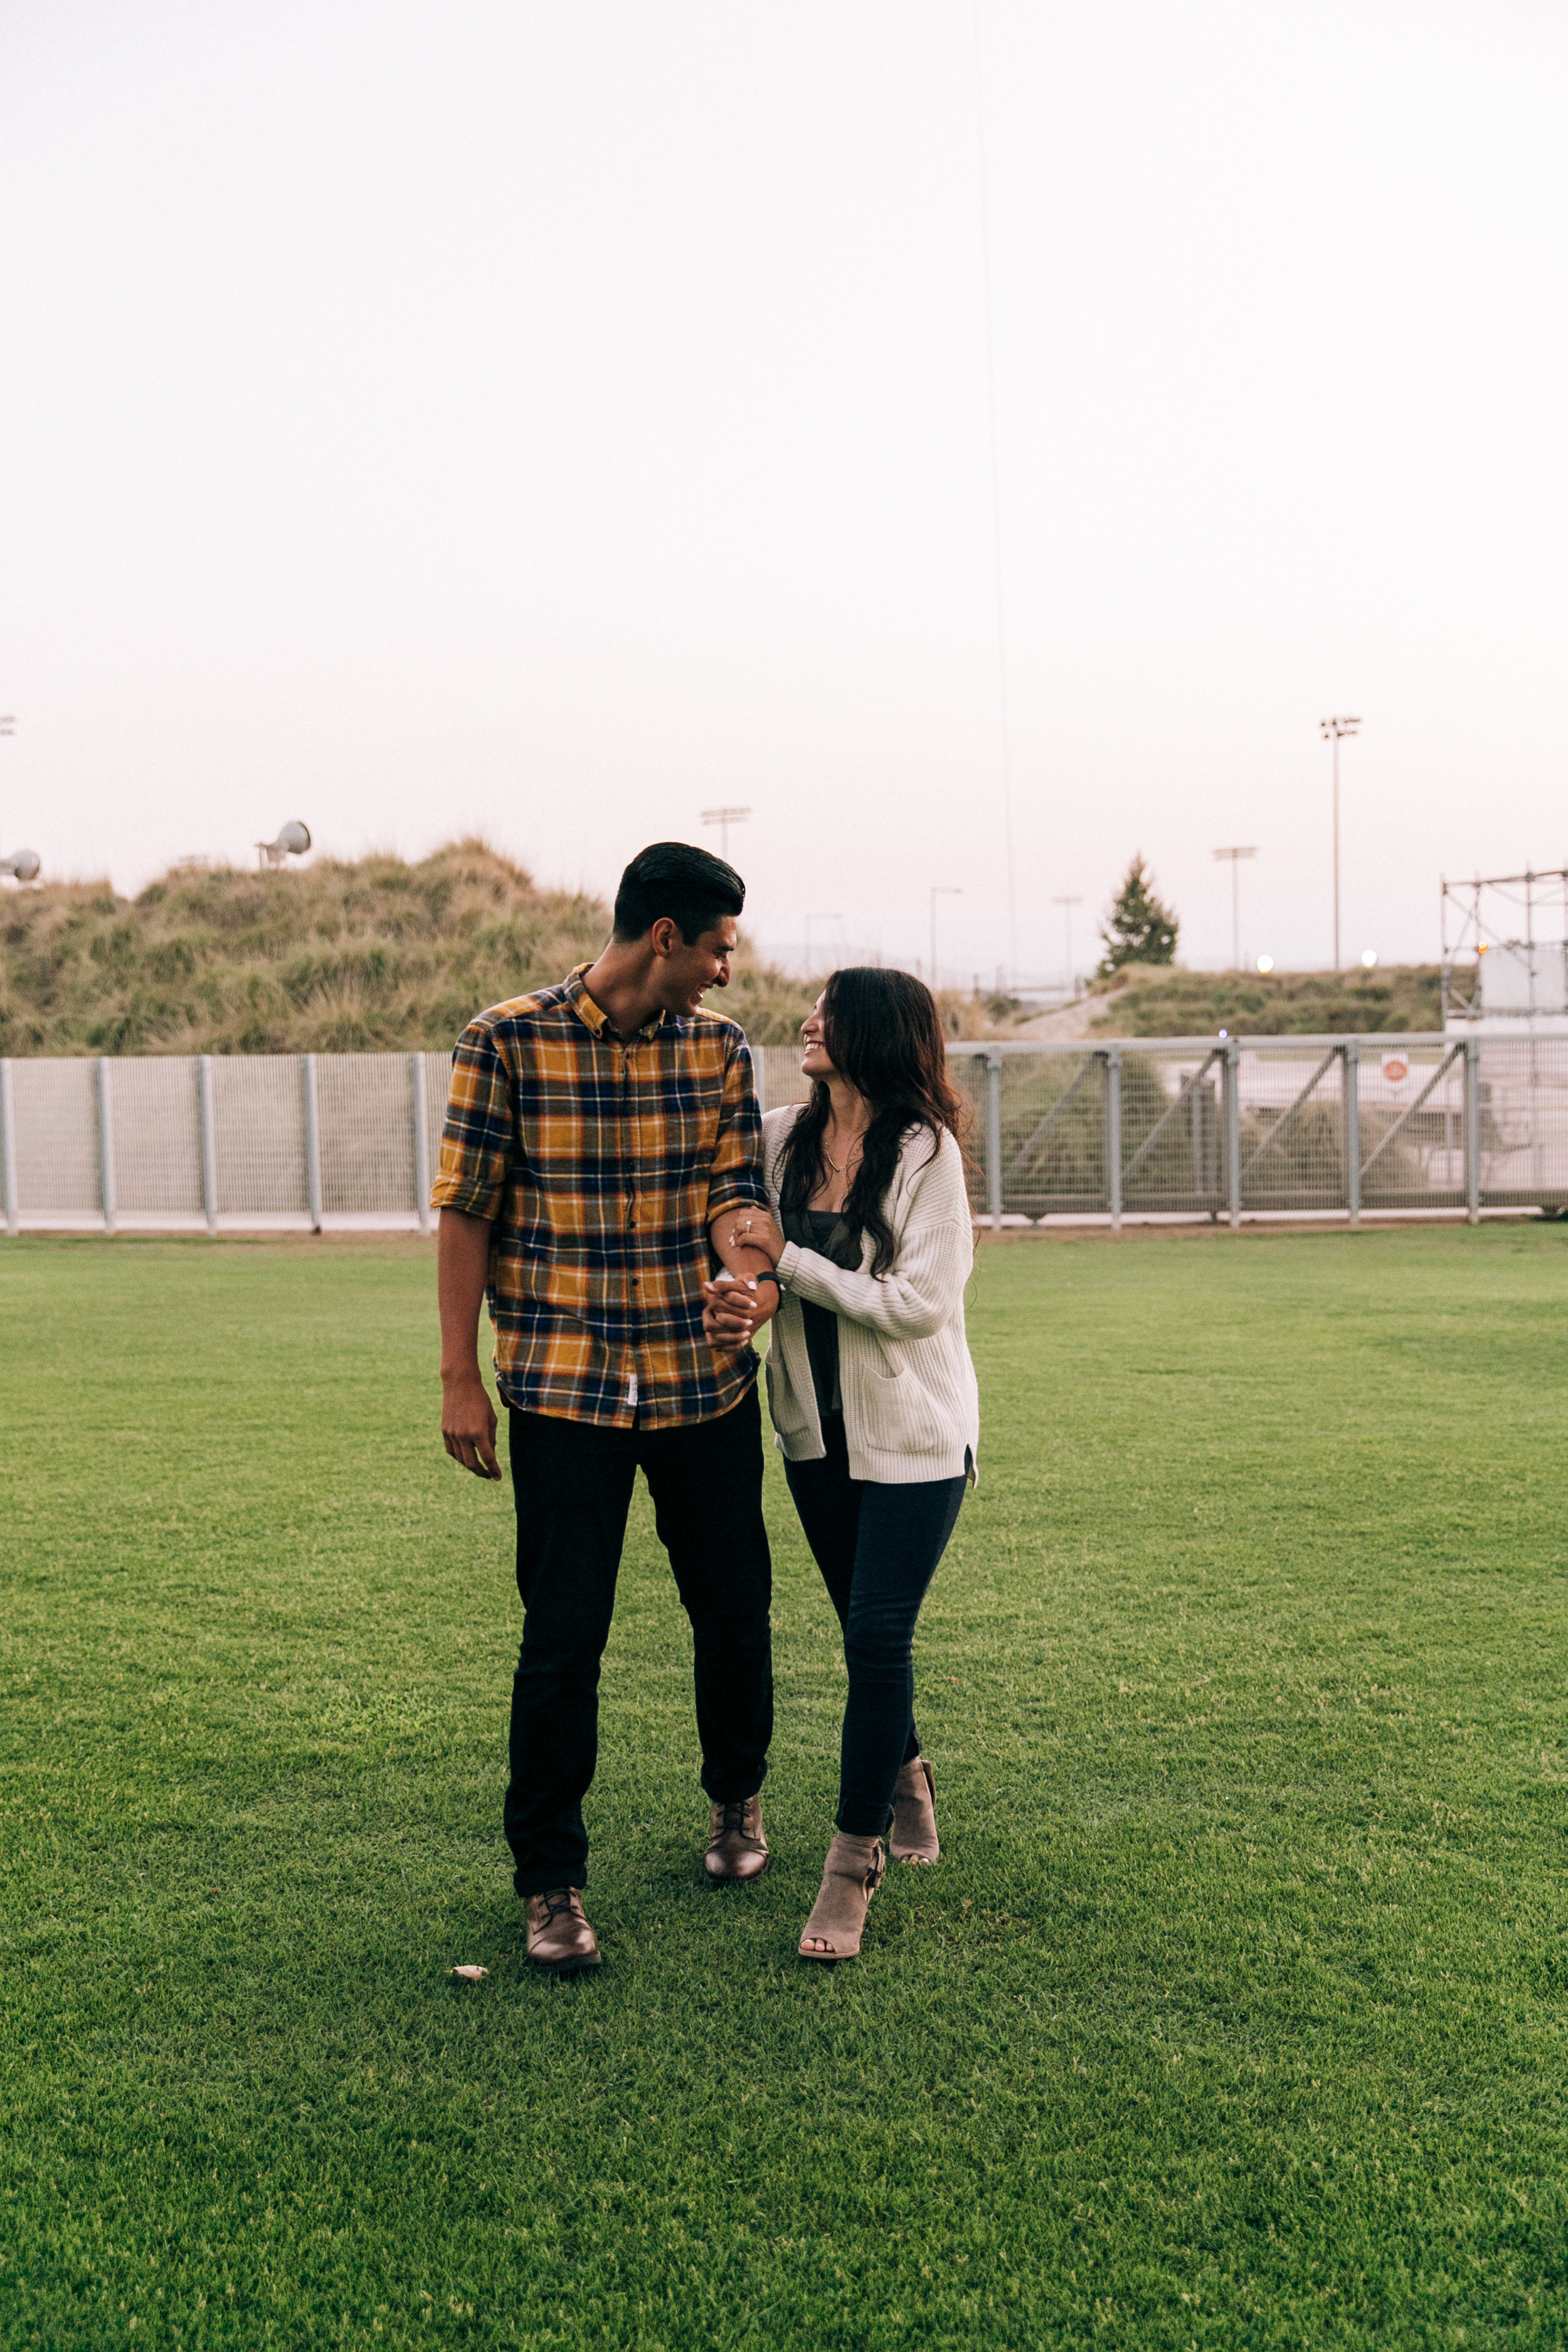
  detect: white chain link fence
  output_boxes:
[1,1036,1560,1234]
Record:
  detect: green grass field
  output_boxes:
[4,1224,1568,2349]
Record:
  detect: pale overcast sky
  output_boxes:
[2,0,1565,979]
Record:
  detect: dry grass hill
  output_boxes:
[0,842,1454,1057]
[0,840,820,1057]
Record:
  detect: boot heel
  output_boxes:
[889,1757,940,1865]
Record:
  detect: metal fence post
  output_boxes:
[1343,1038,1361,1229]
[1224,1039,1241,1228]
[985,1050,1002,1232]
[302,1053,323,1233]
[1465,1036,1481,1224]
[0,1059,17,1236]
[96,1056,117,1236]
[198,1056,219,1237]
[411,1051,431,1236]
[1104,1048,1123,1232]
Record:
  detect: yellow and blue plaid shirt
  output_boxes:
[430,964,768,1428]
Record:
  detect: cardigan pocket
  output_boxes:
[860,1353,949,1456]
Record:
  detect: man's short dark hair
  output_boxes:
[612,842,745,944]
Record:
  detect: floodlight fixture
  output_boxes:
[1256,954,1274,973]
[0,714,31,879]
[1361,948,1378,969]
[256,820,312,871]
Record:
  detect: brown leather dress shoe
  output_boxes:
[703,1794,770,1883]
[524,1887,601,1973]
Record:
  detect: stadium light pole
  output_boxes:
[930,887,961,988]
[803,913,840,975]
[1212,847,1258,970]
[1052,894,1083,989]
[701,806,751,864]
[1320,716,1361,970]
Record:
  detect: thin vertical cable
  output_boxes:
[972,1,1018,979]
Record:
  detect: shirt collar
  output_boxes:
[566,962,669,1042]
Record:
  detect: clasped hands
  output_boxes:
[702,1214,781,1352]
[702,1269,778,1350]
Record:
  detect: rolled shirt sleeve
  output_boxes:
[703,1032,768,1224]
[429,1019,515,1221]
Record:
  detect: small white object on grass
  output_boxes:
[450,1964,489,1982]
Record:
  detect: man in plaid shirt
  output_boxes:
[433,841,784,1973]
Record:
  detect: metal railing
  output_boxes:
[758,1034,1565,1228]
[1,1034,1563,1234]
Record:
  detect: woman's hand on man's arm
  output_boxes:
[704,1206,785,1352]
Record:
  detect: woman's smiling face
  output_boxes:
[800,993,835,1079]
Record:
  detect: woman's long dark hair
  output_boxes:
[778,967,971,1276]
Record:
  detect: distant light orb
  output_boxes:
[1217,1027,1229,1039]
[1256,954,1274,974]
[1361,948,1378,969]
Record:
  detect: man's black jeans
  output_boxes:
[504,1385,773,1898]
[783,1412,967,1840]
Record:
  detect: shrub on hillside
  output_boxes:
[1090,963,1446,1038]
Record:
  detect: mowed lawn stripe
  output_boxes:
[3,1226,1567,2349]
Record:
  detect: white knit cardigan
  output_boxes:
[760,1103,980,1484]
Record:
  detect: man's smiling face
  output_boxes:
[650,915,738,1017]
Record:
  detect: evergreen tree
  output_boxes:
[1098,854,1179,977]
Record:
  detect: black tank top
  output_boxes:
[780,1200,860,1422]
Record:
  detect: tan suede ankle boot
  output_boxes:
[798,1831,886,1962]
[889,1757,940,1865]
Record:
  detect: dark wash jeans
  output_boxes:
[783,1412,967,1840]
[504,1384,773,1898]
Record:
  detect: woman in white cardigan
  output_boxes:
[704,968,979,1963]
